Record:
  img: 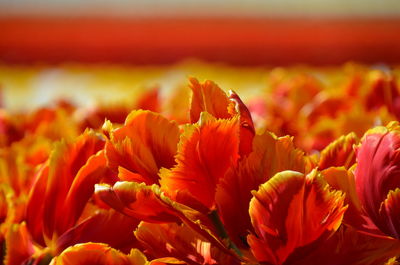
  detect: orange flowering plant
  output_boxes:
[1,67,400,264]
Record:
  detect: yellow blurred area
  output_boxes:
[0,61,270,111]
[2,61,388,110]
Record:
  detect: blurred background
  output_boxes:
[0,0,399,110]
[1,0,400,65]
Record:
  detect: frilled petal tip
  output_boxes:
[189,77,232,123]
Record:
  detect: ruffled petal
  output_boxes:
[160,113,240,209]
[190,79,255,157]
[216,132,311,248]
[49,243,147,265]
[318,132,358,170]
[189,78,232,123]
[105,110,180,184]
[248,170,346,264]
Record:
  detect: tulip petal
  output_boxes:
[150,256,183,264]
[59,150,108,239]
[190,78,254,157]
[355,122,400,237]
[189,78,254,157]
[26,163,49,246]
[136,222,240,265]
[4,222,34,265]
[105,110,180,184]
[118,166,148,183]
[228,90,255,157]
[321,167,367,228]
[216,132,311,248]
[0,184,8,225]
[379,188,400,238]
[95,181,180,223]
[56,209,140,254]
[26,130,105,247]
[189,78,232,123]
[160,113,240,209]
[96,181,234,258]
[248,170,346,264]
[287,226,400,265]
[364,71,400,119]
[318,132,358,170]
[50,243,147,265]
[136,223,204,265]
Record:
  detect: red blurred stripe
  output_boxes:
[0,17,399,65]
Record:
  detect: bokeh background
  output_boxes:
[1,0,400,65]
[0,0,399,110]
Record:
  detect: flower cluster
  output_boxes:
[1,69,400,265]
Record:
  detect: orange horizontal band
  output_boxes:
[0,17,399,65]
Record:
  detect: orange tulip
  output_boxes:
[216,131,312,249]
[23,130,138,259]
